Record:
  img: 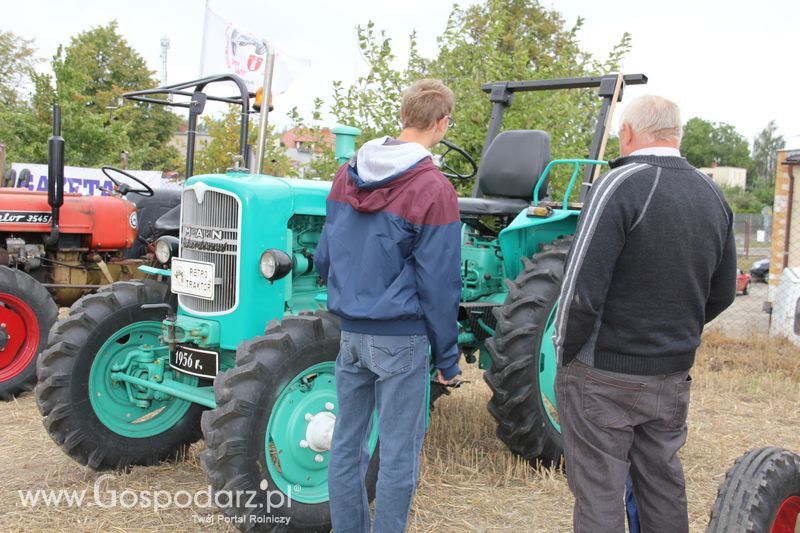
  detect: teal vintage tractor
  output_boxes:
[35,73,646,529]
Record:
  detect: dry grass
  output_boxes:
[0,333,798,532]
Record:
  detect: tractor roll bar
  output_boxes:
[476,73,648,199]
[123,74,252,179]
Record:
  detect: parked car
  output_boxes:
[736,269,751,295]
[750,258,769,283]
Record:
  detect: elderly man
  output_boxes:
[554,95,737,533]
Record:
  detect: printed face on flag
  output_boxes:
[201,6,310,94]
[228,28,266,73]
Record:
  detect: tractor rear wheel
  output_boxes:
[35,280,204,470]
[0,266,57,401]
[708,447,800,533]
[200,311,379,532]
[484,238,570,467]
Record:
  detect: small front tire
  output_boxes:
[35,281,204,470]
[707,447,800,532]
[200,312,379,531]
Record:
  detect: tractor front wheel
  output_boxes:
[0,266,57,400]
[200,312,379,531]
[35,280,204,470]
[708,447,800,533]
[484,238,569,467]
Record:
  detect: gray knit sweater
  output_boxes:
[554,154,737,375]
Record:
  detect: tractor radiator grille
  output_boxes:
[178,186,240,314]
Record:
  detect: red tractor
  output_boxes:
[0,106,179,399]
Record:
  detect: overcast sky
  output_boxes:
[6,0,800,149]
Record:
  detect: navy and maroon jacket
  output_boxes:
[315,137,462,380]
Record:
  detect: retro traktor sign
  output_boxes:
[200,4,309,94]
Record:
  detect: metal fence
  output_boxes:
[707,213,775,338]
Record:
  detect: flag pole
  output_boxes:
[254,40,276,175]
[199,0,210,77]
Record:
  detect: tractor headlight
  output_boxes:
[154,236,179,264]
[260,249,292,281]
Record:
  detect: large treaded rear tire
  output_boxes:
[200,311,379,532]
[707,447,800,532]
[483,238,570,467]
[0,266,57,400]
[35,281,204,470]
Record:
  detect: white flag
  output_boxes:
[199,5,310,94]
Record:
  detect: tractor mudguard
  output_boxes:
[497,208,579,281]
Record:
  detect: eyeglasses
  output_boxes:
[446,116,455,128]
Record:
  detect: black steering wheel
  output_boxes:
[437,139,478,180]
[101,166,155,197]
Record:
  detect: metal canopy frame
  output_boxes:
[123,74,253,179]
[475,73,648,199]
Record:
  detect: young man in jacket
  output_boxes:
[554,95,737,533]
[315,78,462,533]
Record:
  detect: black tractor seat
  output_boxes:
[460,130,551,219]
[153,204,180,234]
[458,196,530,217]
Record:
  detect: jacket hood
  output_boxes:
[341,137,436,213]
[353,137,431,186]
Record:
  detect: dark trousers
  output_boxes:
[555,359,692,533]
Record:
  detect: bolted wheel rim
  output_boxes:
[89,321,197,438]
[0,293,40,382]
[539,304,560,432]
[772,495,800,533]
[265,361,378,504]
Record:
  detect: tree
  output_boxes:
[0,30,38,105]
[330,22,424,143]
[1,22,181,171]
[329,0,632,199]
[287,99,339,180]
[50,21,180,170]
[752,119,785,184]
[194,105,296,177]
[680,117,753,170]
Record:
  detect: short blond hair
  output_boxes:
[619,95,682,143]
[400,79,454,130]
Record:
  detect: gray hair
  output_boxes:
[619,95,682,143]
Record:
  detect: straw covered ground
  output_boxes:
[0,332,798,532]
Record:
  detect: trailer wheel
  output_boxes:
[708,447,800,533]
[0,266,57,401]
[35,281,204,470]
[201,311,379,531]
[484,238,570,467]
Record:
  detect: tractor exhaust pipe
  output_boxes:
[45,105,65,247]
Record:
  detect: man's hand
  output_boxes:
[437,369,460,385]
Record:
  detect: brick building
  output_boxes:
[767,148,800,303]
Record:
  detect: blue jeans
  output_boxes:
[626,475,640,533]
[328,331,430,533]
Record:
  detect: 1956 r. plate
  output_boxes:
[171,258,215,300]
[170,344,219,379]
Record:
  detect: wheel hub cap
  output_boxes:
[305,411,336,452]
[0,325,9,352]
[0,294,39,381]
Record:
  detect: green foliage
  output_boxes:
[287,99,339,180]
[194,105,296,177]
[721,185,770,214]
[752,119,785,184]
[751,183,775,208]
[329,0,632,200]
[0,30,39,106]
[680,117,753,171]
[0,23,180,171]
[330,22,424,142]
